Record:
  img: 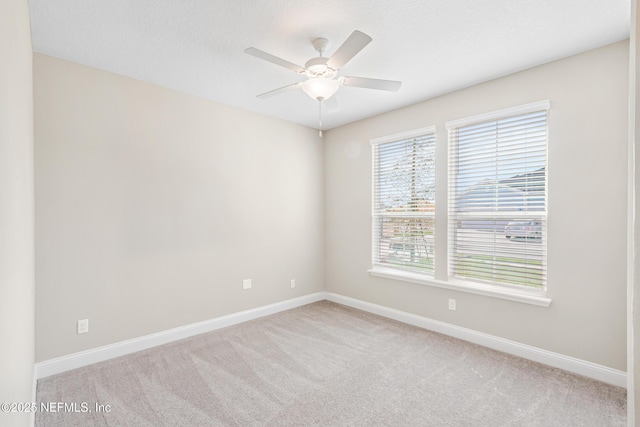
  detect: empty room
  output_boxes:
[2,0,640,426]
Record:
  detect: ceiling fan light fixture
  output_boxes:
[245,30,401,131]
[304,57,336,79]
[302,77,339,101]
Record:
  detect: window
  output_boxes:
[371,127,436,275]
[447,101,548,291]
[369,102,550,305]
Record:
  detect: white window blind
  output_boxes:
[372,128,436,274]
[447,102,548,290]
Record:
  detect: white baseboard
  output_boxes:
[35,292,325,379]
[35,291,626,389]
[325,292,627,388]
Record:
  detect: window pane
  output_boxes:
[376,135,436,213]
[451,217,545,288]
[448,107,547,290]
[375,216,435,273]
[373,130,436,276]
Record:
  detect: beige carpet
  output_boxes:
[36,301,626,426]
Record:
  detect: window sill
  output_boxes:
[367,267,552,307]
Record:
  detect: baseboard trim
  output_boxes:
[35,292,325,379]
[325,292,627,388]
[35,291,626,389]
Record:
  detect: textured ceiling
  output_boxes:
[28,0,630,131]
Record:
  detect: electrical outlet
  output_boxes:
[448,299,456,311]
[77,319,89,334]
[243,279,252,290]
[290,279,296,288]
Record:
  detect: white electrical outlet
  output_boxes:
[448,299,456,311]
[77,319,89,334]
[243,279,252,290]
[290,279,296,288]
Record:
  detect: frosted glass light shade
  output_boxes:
[302,78,339,101]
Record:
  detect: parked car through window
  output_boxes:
[504,220,542,240]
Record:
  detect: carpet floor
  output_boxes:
[36,301,626,426]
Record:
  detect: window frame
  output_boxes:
[370,126,437,277]
[368,102,551,307]
[446,101,549,296]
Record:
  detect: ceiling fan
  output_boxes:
[244,30,402,134]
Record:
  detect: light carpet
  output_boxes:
[36,300,626,426]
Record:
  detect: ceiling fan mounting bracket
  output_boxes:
[311,37,329,55]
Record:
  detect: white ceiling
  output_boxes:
[28,0,630,131]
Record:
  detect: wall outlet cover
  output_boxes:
[77,319,89,334]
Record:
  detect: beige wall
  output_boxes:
[34,54,324,361]
[0,0,35,426]
[325,41,629,370]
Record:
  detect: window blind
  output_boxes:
[372,129,436,274]
[447,103,548,290]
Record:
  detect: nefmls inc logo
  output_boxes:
[40,402,90,413]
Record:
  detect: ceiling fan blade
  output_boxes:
[323,96,340,113]
[244,47,305,74]
[340,76,402,92]
[256,82,302,99]
[326,30,372,70]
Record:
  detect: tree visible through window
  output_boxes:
[372,128,436,274]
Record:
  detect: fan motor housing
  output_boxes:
[304,57,336,79]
